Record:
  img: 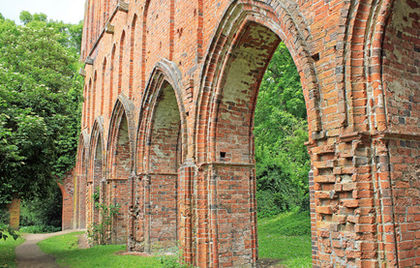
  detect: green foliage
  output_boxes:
[20,184,62,229]
[0,207,19,241]
[0,230,24,268]
[20,225,61,234]
[87,196,121,245]
[159,255,191,268]
[0,12,83,205]
[254,42,310,215]
[158,244,192,268]
[0,224,19,241]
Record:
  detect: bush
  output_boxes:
[20,183,62,228]
[87,198,120,245]
[254,43,311,215]
[20,225,61,234]
[0,207,9,225]
[256,190,282,218]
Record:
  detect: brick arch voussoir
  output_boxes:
[88,116,106,181]
[136,58,187,173]
[74,129,90,228]
[342,0,394,133]
[194,0,322,163]
[130,13,138,26]
[106,94,136,178]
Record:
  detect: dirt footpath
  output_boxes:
[15,230,81,268]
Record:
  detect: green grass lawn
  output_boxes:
[258,210,312,267]
[38,211,312,268]
[0,233,24,268]
[38,232,164,267]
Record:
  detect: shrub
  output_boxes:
[86,188,120,246]
[20,225,61,233]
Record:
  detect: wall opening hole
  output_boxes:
[312,53,320,62]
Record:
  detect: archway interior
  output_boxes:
[209,21,308,266]
[93,137,103,224]
[148,81,181,252]
[79,146,87,229]
[110,113,130,243]
[381,0,420,264]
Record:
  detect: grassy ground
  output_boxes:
[0,233,24,268]
[258,210,312,267]
[38,211,312,267]
[38,232,164,268]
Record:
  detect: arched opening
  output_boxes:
[75,135,88,229]
[101,58,107,115]
[381,1,420,266]
[92,72,97,127]
[146,81,181,253]
[118,31,125,95]
[129,15,137,99]
[90,133,104,225]
[211,22,281,267]
[196,15,314,266]
[109,45,116,116]
[108,108,132,244]
[87,79,92,128]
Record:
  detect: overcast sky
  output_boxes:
[0,0,86,24]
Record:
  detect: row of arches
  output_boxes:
[76,59,185,248]
[72,0,418,266]
[82,14,138,130]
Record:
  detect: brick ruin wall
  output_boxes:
[66,0,419,267]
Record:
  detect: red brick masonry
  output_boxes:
[66,0,419,267]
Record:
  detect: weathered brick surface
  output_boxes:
[66,0,419,267]
[59,172,74,230]
[7,198,20,229]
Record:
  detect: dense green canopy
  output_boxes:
[254,42,310,216]
[0,12,83,206]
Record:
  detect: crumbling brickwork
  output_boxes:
[67,0,419,267]
[59,172,74,230]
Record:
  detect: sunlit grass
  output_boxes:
[38,211,312,268]
[38,232,163,268]
[258,210,312,267]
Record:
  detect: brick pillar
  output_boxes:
[308,169,318,266]
[59,171,74,230]
[128,174,145,252]
[8,198,20,229]
[178,161,195,263]
[196,162,256,267]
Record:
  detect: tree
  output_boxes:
[0,13,83,215]
[254,42,310,216]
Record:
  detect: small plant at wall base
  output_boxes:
[0,224,19,241]
[158,244,193,268]
[87,190,120,245]
[0,206,18,240]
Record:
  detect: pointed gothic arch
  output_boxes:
[105,94,135,243]
[130,59,187,252]
[87,117,106,227]
[193,1,320,266]
[74,129,90,229]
